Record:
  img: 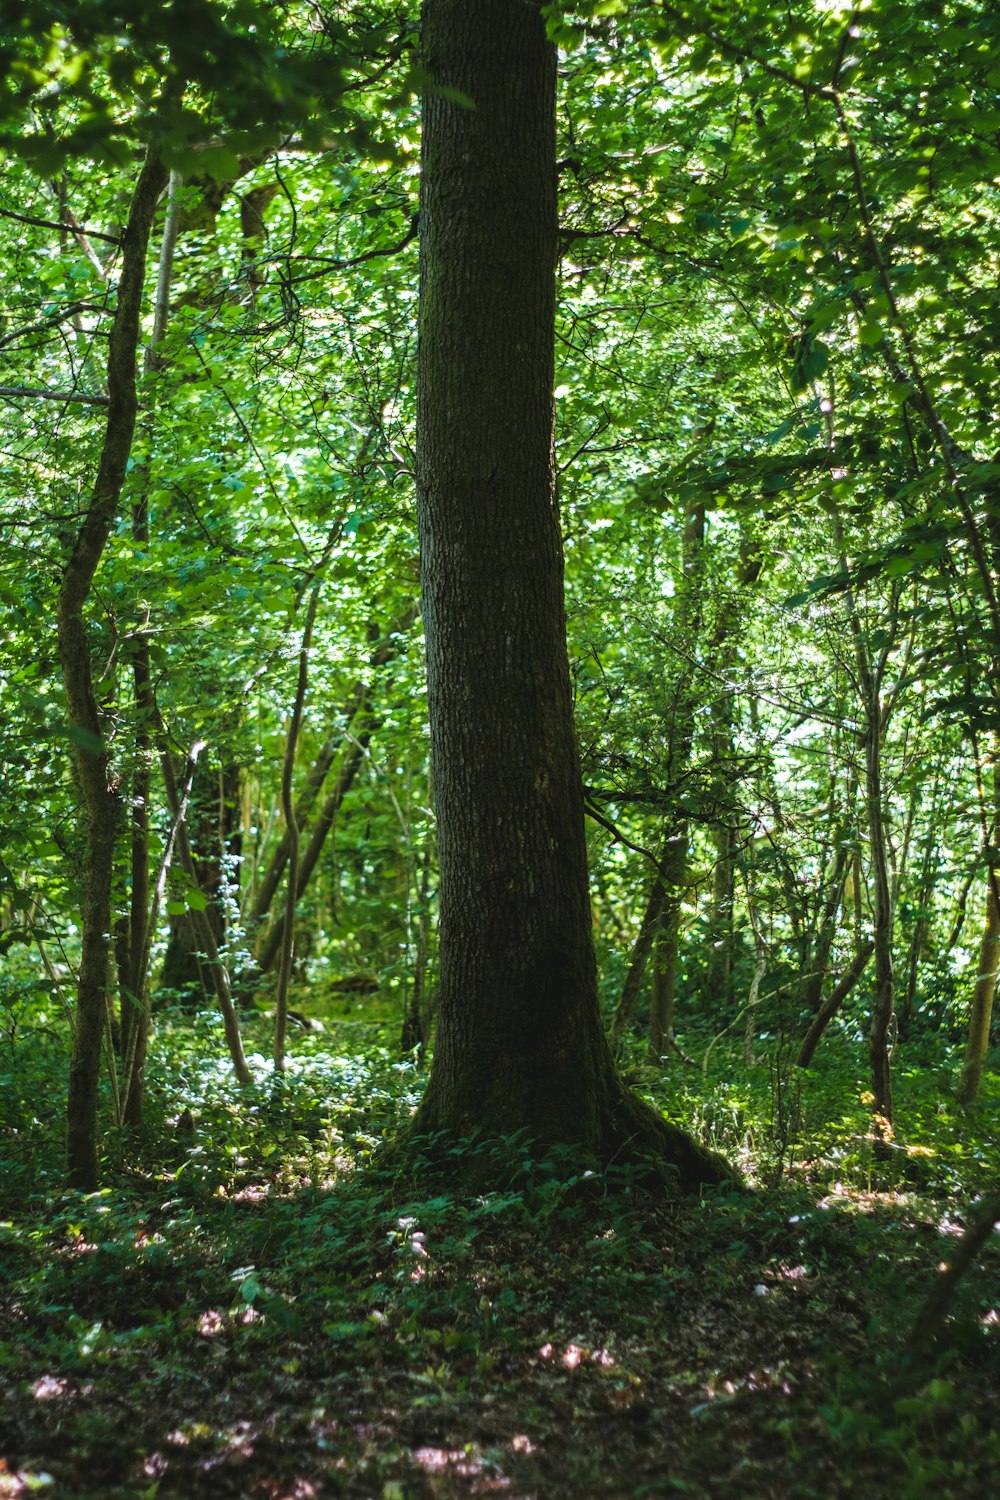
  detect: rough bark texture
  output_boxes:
[57,152,166,1190]
[409,0,733,1190]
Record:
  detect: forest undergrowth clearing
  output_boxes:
[1,1016,998,1500]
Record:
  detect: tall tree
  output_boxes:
[409,0,733,1188]
[57,151,166,1190]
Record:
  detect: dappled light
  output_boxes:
[2,0,1000,1494]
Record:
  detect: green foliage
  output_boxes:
[2,1021,999,1496]
[1,0,1000,1486]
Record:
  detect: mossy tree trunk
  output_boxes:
[410,0,734,1191]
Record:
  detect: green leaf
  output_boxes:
[67,725,105,754]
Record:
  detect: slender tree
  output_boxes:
[57,152,166,1189]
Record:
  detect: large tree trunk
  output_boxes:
[408,0,733,1190]
[57,152,166,1190]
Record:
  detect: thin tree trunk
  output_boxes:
[908,1192,1000,1350]
[957,882,1000,1104]
[401,839,434,1056]
[831,501,896,1153]
[57,152,166,1190]
[800,841,849,1019]
[610,500,705,1054]
[648,862,686,1060]
[946,864,977,954]
[898,810,940,1035]
[159,742,250,1085]
[796,939,875,1069]
[865,710,896,1149]
[274,584,320,1071]
[246,604,417,932]
[610,832,686,1054]
[250,729,373,980]
[159,761,240,998]
[123,167,183,1126]
[958,753,1000,1103]
[707,819,734,1005]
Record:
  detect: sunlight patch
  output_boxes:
[31,1375,67,1401]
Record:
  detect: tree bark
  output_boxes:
[957,748,1000,1105]
[123,167,183,1126]
[57,151,166,1190]
[648,869,685,1061]
[408,0,734,1190]
[796,939,875,1070]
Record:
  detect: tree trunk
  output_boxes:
[159,744,250,1085]
[57,151,166,1190]
[707,820,735,1004]
[796,939,875,1070]
[908,1191,1000,1350]
[159,760,241,999]
[401,839,434,1057]
[123,167,183,1126]
[246,605,417,930]
[648,873,684,1061]
[831,506,895,1154]
[408,0,734,1190]
[609,832,686,1054]
[249,732,371,979]
[957,752,1000,1105]
[274,583,320,1071]
[956,877,999,1104]
[865,712,896,1151]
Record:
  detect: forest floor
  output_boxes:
[1,1010,998,1500]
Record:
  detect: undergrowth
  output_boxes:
[0,1005,998,1498]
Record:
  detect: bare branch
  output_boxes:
[0,385,109,405]
[0,206,121,245]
